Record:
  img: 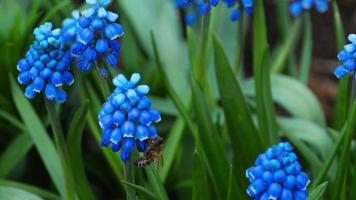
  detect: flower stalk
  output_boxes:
[44,97,75,200]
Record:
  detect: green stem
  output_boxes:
[44,98,75,200]
[125,160,135,200]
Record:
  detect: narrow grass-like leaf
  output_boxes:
[10,77,65,197]
[0,186,43,200]
[191,78,246,199]
[285,133,322,169]
[0,180,60,200]
[145,167,169,200]
[309,182,328,200]
[151,32,196,139]
[252,0,278,145]
[271,18,302,73]
[192,150,210,200]
[120,181,157,199]
[310,127,345,189]
[227,165,233,200]
[243,75,326,125]
[332,101,356,200]
[160,117,185,182]
[278,117,332,159]
[0,110,25,130]
[40,0,71,24]
[213,35,263,184]
[299,13,313,84]
[0,133,33,178]
[332,1,349,129]
[67,100,95,200]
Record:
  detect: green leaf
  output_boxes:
[332,100,356,200]
[309,182,328,200]
[243,75,325,125]
[10,77,65,197]
[278,117,332,160]
[0,179,60,200]
[192,150,210,200]
[0,133,33,178]
[145,167,169,200]
[67,100,95,200]
[0,110,25,130]
[271,18,302,73]
[0,186,43,200]
[120,181,157,199]
[191,78,246,199]
[151,32,197,139]
[40,0,71,24]
[299,13,313,84]
[252,0,278,145]
[310,128,345,189]
[213,35,263,185]
[159,117,185,182]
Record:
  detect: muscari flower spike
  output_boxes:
[70,0,124,72]
[246,142,310,200]
[289,0,329,16]
[98,73,161,163]
[17,22,73,103]
[335,34,356,79]
[175,0,254,25]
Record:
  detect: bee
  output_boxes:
[135,136,164,168]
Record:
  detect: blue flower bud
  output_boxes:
[136,140,147,152]
[101,129,112,147]
[33,77,45,92]
[54,89,67,104]
[91,18,105,30]
[95,38,109,53]
[110,128,123,144]
[17,59,31,71]
[112,110,125,125]
[79,28,94,44]
[122,121,135,137]
[45,84,56,100]
[280,189,293,200]
[25,85,36,99]
[267,183,282,199]
[135,125,149,141]
[18,72,32,85]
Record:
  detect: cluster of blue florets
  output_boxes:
[175,0,254,25]
[98,73,161,162]
[17,23,73,103]
[246,142,310,200]
[289,0,329,16]
[335,34,356,79]
[69,0,124,72]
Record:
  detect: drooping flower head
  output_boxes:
[174,0,254,24]
[246,142,310,200]
[70,0,124,72]
[17,22,73,103]
[335,34,356,79]
[289,0,329,16]
[98,73,161,162]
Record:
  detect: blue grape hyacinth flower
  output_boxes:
[174,0,254,24]
[290,0,329,16]
[17,22,74,103]
[246,142,310,200]
[98,73,161,162]
[70,0,124,72]
[335,34,356,79]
